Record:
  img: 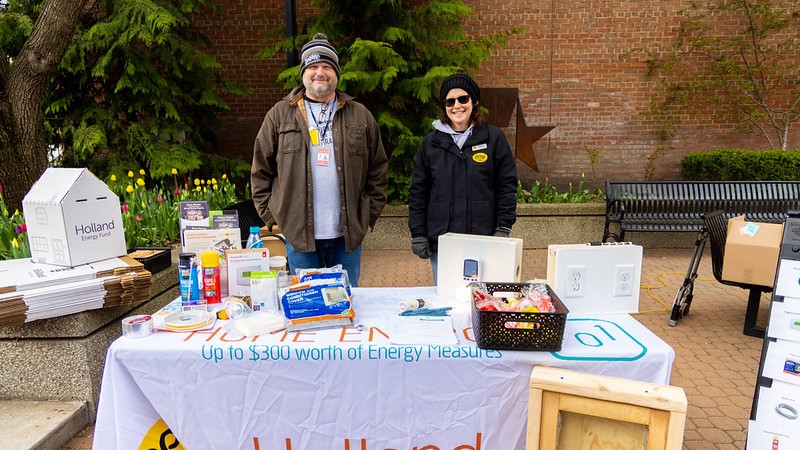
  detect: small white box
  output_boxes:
[22,168,126,267]
[225,249,270,296]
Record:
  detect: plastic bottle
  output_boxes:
[246,226,264,249]
[201,251,222,305]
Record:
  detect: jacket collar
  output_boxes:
[432,122,488,149]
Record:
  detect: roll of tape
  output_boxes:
[121,315,154,338]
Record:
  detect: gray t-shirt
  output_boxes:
[305,98,342,239]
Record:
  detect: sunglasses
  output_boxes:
[444,95,471,107]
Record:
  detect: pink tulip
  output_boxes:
[174,188,180,195]
[122,204,129,212]
[21,224,27,232]
[157,195,163,203]
[136,215,142,222]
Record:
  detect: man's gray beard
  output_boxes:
[305,79,337,100]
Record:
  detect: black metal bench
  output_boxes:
[603,181,800,243]
[602,181,800,335]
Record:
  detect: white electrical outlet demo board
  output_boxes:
[546,243,643,315]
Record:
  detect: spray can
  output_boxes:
[178,252,195,303]
[201,251,221,305]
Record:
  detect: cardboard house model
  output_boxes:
[22,168,127,267]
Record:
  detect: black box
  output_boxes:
[127,247,172,274]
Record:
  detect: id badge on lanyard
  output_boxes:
[316,148,330,166]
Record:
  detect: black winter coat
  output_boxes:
[408,122,518,250]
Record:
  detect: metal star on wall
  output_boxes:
[481,88,554,172]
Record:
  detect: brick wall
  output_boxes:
[195,0,798,191]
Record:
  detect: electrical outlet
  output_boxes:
[565,265,586,298]
[614,264,635,297]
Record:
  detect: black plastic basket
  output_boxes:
[127,247,172,274]
[471,282,569,351]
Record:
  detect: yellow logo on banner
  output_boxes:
[138,418,186,450]
[472,152,488,163]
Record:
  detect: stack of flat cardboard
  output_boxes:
[0,256,152,327]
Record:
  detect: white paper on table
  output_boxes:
[389,315,458,346]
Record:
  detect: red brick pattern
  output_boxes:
[194,0,799,188]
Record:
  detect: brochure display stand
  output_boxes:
[746,211,800,449]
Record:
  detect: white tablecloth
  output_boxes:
[93,286,675,450]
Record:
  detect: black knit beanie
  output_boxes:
[299,33,340,78]
[439,73,480,108]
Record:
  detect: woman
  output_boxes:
[408,72,518,281]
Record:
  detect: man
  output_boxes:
[251,33,388,286]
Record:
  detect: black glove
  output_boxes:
[411,237,431,259]
[493,227,511,238]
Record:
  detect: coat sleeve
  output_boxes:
[366,113,388,229]
[408,137,431,239]
[493,129,518,229]
[250,111,278,229]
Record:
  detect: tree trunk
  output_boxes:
[0,0,87,212]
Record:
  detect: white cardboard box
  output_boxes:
[225,248,270,296]
[22,168,126,267]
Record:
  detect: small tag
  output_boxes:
[740,222,760,237]
[309,127,319,146]
[316,148,330,166]
[472,143,488,151]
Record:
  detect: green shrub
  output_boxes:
[681,148,800,180]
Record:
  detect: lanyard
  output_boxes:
[307,97,335,141]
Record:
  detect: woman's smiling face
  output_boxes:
[444,88,473,132]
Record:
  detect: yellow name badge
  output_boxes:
[472,152,488,163]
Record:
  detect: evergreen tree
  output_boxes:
[0,0,249,211]
[260,0,520,203]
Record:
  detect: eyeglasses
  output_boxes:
[444,95,471,108]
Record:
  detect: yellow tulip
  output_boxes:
[171,168,178,175]
[139,169,145,175]
[110,175,117,182]
[127,171,134,178]
[213,184,218,190]
[211,178,217,184]
[222,174,227,179]
[195,186,201,192]
[12,238,19,249]
[126,185,134,193]
[194,178,200,186]
[136,178,145,187]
